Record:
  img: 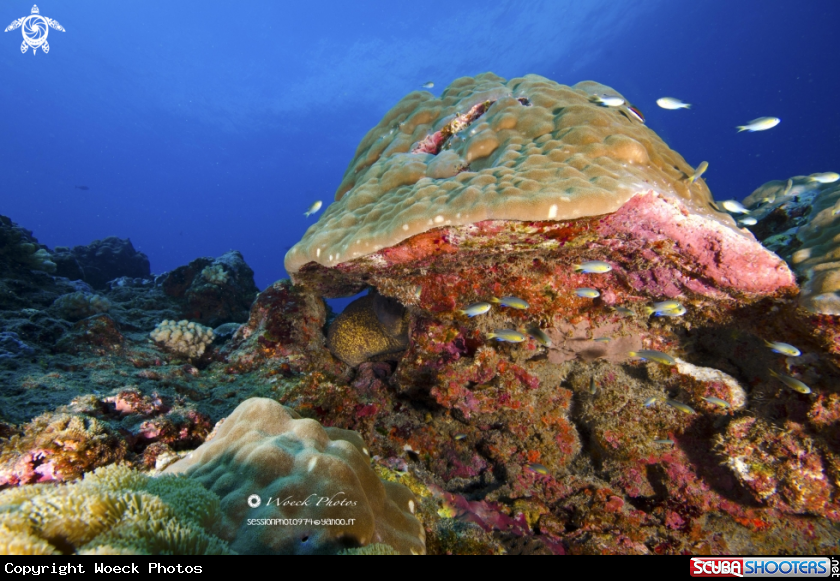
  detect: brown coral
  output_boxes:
[163,397,425,554]
[286,73,729,274]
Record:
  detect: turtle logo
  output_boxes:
[5,5,64,55]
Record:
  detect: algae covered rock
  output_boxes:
[164,397,426,555]
[159,250,258,326]
[745,176,840,315]
[0,464,232,555]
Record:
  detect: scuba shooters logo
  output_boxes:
[690,557,835,578]
[4,5,64,54]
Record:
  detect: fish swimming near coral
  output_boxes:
[575,288,600,298]
[644,396,660,408]
[739,216,758,226]
[628,350,676,366]
[702,396,731,409]
[589,376,597,395]
[625,105,645,123]
[590,94,624,107]
[687,161,709,185]
[526,463,549,476]
[764,341,801,357]
[490,296,529,310]
[459,302,491,317]
[721,200,750,214]
[304,200,323,217]
[808,172,839,184]
[422,81,434,89]
[645,300,683,316]
[657,97,691,110]
[613,307,634,317]
[769,369,811,394]
[574,260,612,274]
[736,117,780,132]
[655,304,687,317]
[487,329,527,343]
[526,326,552,347]
[665,399,696,414]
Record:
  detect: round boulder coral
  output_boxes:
[285,73,723,274]
[163,398,426,555]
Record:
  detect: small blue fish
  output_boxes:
[575,288,600,298]
[653,439,674,446]
[526,326,552,347]
[487,329,527,343]
[764,341,801,357]
[613,307,634,317]
[459,302,491,317]
[304,200,323,217]
[574,260,612,274]
[644,396,660,408]
[453,433,467,441]
[526,463,549,476]
[491,296,530,310]
[702,396,731,409]
[628,350,676,366]
[665,399,696,414]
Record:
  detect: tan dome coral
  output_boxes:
[285,73,721,275]
[163,398,425,555]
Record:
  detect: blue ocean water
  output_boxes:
[2,0,838,296]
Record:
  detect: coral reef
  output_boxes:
[0,412,127,487]
[160,251,258,326]
[1,77,840,556]
[745,176,840,315]
[164,398,426,555]
[52,237,150,290]
[150,320,215,359]
[52,291,111,321]
[201,264,230,286]
[0,215,56,275]
[0,464,232,555]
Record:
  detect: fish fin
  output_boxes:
[573,265,583,272]
[643,307,654,316]
[489,297,501,304]
[683,104,691,109]
[736,126,748,133]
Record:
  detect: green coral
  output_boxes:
[339,543,401,555]
[0,464,234,555]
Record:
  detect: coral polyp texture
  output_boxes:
[0,464,232,555]
[163,398,426,555]
[150,319,214,359]
[745,176,840,315]
[285,73,731,274]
